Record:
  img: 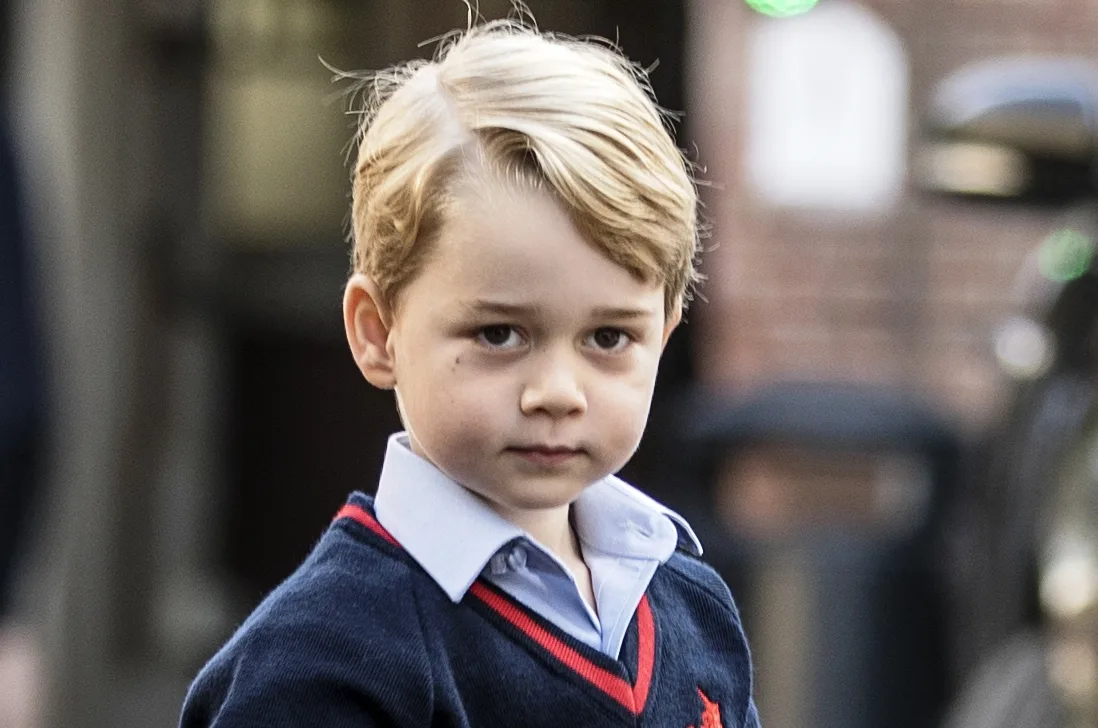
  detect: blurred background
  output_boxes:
[4,0,1098,726]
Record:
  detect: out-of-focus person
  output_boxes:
[0,101,46,728]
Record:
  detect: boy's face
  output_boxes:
[346,180,679,517]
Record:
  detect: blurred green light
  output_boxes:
[746,0,820,17]
[1039,228,1096,283]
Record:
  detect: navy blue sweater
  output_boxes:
[181,493,760,727]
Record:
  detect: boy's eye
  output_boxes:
[477,325,523,349]
[587,327,630,352]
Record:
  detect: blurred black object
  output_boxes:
[651,381,962,728]
[940,632,1065,728]
[919,56,1098,727]
[919,57,1098,207]
[0,113,44,618]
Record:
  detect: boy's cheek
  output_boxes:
[613,358,664,395]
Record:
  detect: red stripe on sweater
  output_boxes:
[469,582,654,716]
[633,595,655,709]
[333,503,398,546]
[468,582,638,713]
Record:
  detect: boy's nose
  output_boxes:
[519,357,587,419]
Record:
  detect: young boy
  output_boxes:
[181,17,760,728]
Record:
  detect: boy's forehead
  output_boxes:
[414,216,663,316]
[440,213,653,284]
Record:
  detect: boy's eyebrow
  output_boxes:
[462,299,535,316]
[462,299,657,319]
[589,305,660,320]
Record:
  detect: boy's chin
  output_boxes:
[467,477,598,513]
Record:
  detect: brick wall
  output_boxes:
[686,3,1098,721]
[687,0,1097,429]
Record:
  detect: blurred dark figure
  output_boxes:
[0,110,43,619]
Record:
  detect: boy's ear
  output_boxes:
[343,273,397,390]
[661,306,682,351]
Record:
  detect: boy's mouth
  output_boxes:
[506,445,584,468]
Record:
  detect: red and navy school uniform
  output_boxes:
[179,493,759,728]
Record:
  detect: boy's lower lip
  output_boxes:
[507,448,583,467]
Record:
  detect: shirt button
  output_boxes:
[489,552,509,576]
[506,544,528,571]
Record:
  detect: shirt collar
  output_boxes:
[373,432,703,603]
[573,476,703,560]
[374,433,524,602]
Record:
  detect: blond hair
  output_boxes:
[347,18,700,318]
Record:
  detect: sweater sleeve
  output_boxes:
[181,657,395,728]
[698,563,762,728]
[180,549,433,727]
[665,553,761,728]
[745,698,762,728]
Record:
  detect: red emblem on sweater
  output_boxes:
[688,688,723,728]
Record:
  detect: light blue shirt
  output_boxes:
[373,432,703,658]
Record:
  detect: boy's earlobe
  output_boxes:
[343,274,397,389]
